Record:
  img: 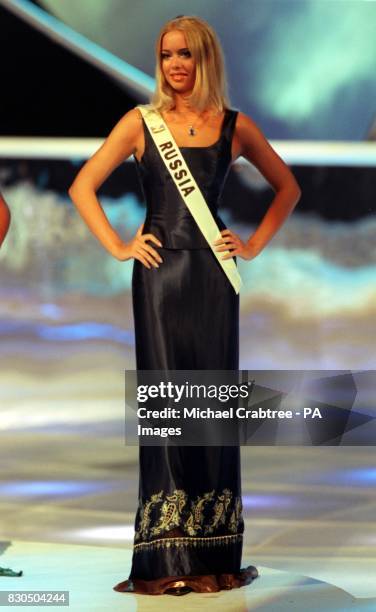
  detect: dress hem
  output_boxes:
[113,565,258,595]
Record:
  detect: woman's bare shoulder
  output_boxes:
[234,111,263,138]
[233,110,272,156]
[112,107,143,140]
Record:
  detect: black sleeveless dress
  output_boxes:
[114,108,257,595]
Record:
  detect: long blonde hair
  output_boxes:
[151,15,231,113]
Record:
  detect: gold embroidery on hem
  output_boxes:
[229,496,243,534]
[150,489,187,537]
[206,488,232,534]
[186,490,215,536]
[134,487,244,543]
[134,533,242,553]
[135,490,163,542]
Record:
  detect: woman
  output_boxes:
[68,15,301,596]
[0,192,11,247]
[0,195,18,577]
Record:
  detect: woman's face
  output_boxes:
[160,30,196,95]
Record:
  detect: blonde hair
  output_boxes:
[151,15,231,113]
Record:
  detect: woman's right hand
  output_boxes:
[115,223,163,269]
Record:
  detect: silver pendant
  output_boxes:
[188,126,196,136]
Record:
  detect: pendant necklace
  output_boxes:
[173,108,207,136]
[188,119,202,136]
[172,108,220,136]
[187,111,208,136]
[183,117,200,136]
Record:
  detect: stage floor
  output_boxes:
[2,540,375,611]
[0,338,375,610]
[1,430,375,610]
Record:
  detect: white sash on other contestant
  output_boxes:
[137,104,243,295]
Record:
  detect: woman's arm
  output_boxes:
[68,108,162,269]
[214,112,301,261]
[0,192,11,247]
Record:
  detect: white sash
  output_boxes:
[137,104,243,295]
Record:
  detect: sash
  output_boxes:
[137,104,243,295]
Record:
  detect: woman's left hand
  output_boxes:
[213,229,261,261]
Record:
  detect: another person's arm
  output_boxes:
[68,108,162,269]
[215,112,301,261]
[0,192,11,247]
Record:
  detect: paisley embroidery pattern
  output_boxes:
[206,488,233,534]
[150,489,188,536]
[229,496,243,533]
[134,487,243,547]
[186,490,215,536]
[134,491,163,542]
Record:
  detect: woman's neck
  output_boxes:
[172,93,199,115]
[167,94,219,119]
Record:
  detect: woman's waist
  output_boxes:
[142,215,227,249]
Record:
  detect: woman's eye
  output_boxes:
[161,51,191,59]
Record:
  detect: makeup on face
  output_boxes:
[160,31,196,91]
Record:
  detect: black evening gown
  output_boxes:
[114,108,258,595]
